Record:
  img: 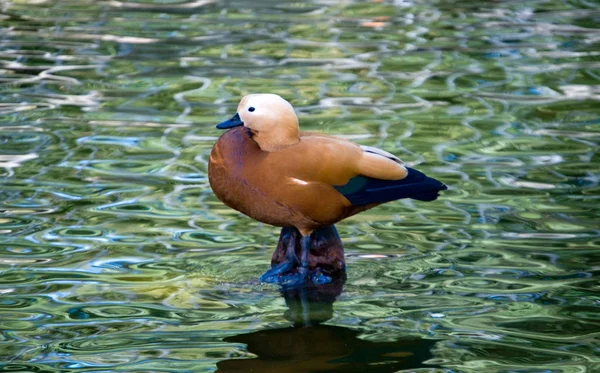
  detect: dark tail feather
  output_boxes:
[336,167,447,206]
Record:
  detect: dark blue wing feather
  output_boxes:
[334,167,447,206]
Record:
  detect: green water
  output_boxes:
[1,0,599,372]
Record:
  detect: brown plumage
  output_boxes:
[208,94,446,284]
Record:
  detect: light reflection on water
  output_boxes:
[1,0,599,372]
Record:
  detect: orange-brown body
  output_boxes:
[209,127,386,235]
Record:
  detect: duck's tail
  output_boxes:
[335,167,447,206]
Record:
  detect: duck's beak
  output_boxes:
[217,113,244,129]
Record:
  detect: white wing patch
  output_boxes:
[360,145,403,164]
[289,177,309,186]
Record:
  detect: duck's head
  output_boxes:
[217,93,300,152]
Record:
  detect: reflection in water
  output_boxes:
[281,278,346,327]
[217,281,439,373]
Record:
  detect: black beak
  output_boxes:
[216,113,243,129]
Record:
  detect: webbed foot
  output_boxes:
[261,230,299,283]
[260,261,295,283]
[311,270,333,285]
[279,271,307,287]
[277,260,310,287]
[265,268,333,286]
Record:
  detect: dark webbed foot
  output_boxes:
[260,262,295,283]
[261,234,312,286]
[260,230,298,283]
[278,271,306,286]
[275,269,333,286]
[310,270,333,285]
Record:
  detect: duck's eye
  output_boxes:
[248,107,255,112]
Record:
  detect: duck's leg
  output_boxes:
[298,234,333,285]
[298,235,311,279]
[260,230,298,283]
[298,235,334,285]
[280,234,311,286]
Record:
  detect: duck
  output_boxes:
[208,93,446,285]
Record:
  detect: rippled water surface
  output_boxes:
[1,0,599,372]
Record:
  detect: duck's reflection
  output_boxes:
[217,280,439,373]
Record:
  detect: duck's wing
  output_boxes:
[359,145,402,164]
[333,142,446,205]
[334,167,447,205]
[290,134,445,205]
[299,132,408,181]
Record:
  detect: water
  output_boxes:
[1,0,599,372]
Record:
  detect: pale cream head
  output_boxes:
[237,94,300,152]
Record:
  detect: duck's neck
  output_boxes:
[252,127,300,152]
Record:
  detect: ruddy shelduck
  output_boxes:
[209,94,446,285]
